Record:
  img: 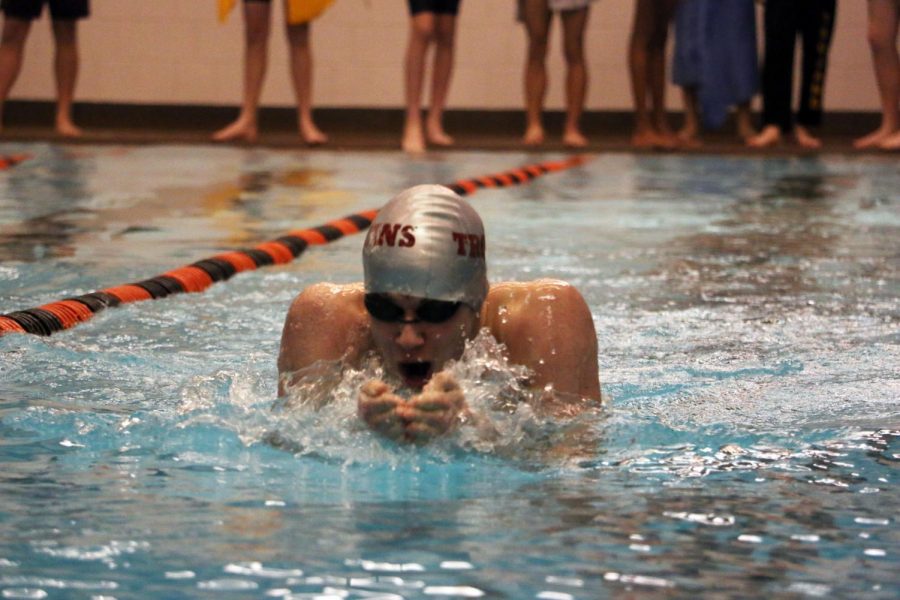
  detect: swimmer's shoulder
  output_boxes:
[288,282,366,316]
[481,278,584,333]
[484,278,582,311]
[279,283,371,394]
[482,279,600,403]
[283,282,370,350]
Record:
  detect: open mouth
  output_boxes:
[399,361,433,388]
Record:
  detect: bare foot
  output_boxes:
[402,122,426,154]
[735,113,756,142]
[426,124,454,147]
[657,128,679,149]
[854,128,894,149]
[678,133,702,149]
[794,125,822,149]
[56,119,83,138]
[300,121,328,146]
[631,128,658,148]
[562,128,588,148]
[212,119,258,143]
[736,121,756,143]
[631,128,675,149]
[676,126,702,148]
[523,124,545,146]
[746,124,782,148]
[879,129,900,151]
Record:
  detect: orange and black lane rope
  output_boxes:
[444,155,585,196]
[0,154,32,170]
[0,156,587,336]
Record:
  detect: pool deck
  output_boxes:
[0,101,887,156]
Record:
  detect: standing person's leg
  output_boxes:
[0,16,32,133]
[47,0,88,136]
[734,100,755,141]
[425,9,458,146]
[560,5,589,147]
[50,18,80,136]
[213,0,272,142]
[855,0,900,148]
[672,0,702,146]
[629,0,655,146]
[795,0,835,148]
[522,0,551,146]
[403,4,436,153]
[727,0,760,141]
[286,21,326,145]
[646,0,678,147]
[629,0,673,148]
[748,0,796,147]
[678,86,702,146]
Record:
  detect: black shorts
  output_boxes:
[408,0,461,16]
[1,0,89,20]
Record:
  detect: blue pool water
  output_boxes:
[0,142,898,598]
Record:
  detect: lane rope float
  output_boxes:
[0,154,33,170]
[0,155,587,337]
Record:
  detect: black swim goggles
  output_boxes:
[364,293,462,324]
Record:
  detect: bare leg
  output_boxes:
[522,0,551,146]
[629,0,654,146]
[213,2,270,142]
[426,13,457,146]
[560,7,589,147]
[647,0,678,147]
[0,17,30,133]
[51,19,81,136]
[403,11,435,153]
[880,129,900,149]
[286,22,326,145]
[677,86,702,147]
[629,0,674,148]
[855,0,900,148]
[734,101,755,141]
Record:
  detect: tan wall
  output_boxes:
[8,0,879,112]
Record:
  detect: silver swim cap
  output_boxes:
[363,185,488,309]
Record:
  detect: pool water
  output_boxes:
[0,143,897,598]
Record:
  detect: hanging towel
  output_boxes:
[218,0,336,25]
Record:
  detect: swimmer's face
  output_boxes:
[366,293,480,389]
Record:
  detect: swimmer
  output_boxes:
[278,184,601,444]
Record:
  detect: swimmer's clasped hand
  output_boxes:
[358,379,407,440]
[357,372,468,443]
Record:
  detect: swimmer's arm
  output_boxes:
[486,280,601,415]
[531,282,602,410]
[277,283,370,397]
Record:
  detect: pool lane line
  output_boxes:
[0,154,33,170]
[0,155,588,336]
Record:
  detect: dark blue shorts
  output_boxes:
[1,0,89,20]
[408,0,461,16]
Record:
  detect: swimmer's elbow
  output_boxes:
[278,359,344,410]
[537,387,601,418]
